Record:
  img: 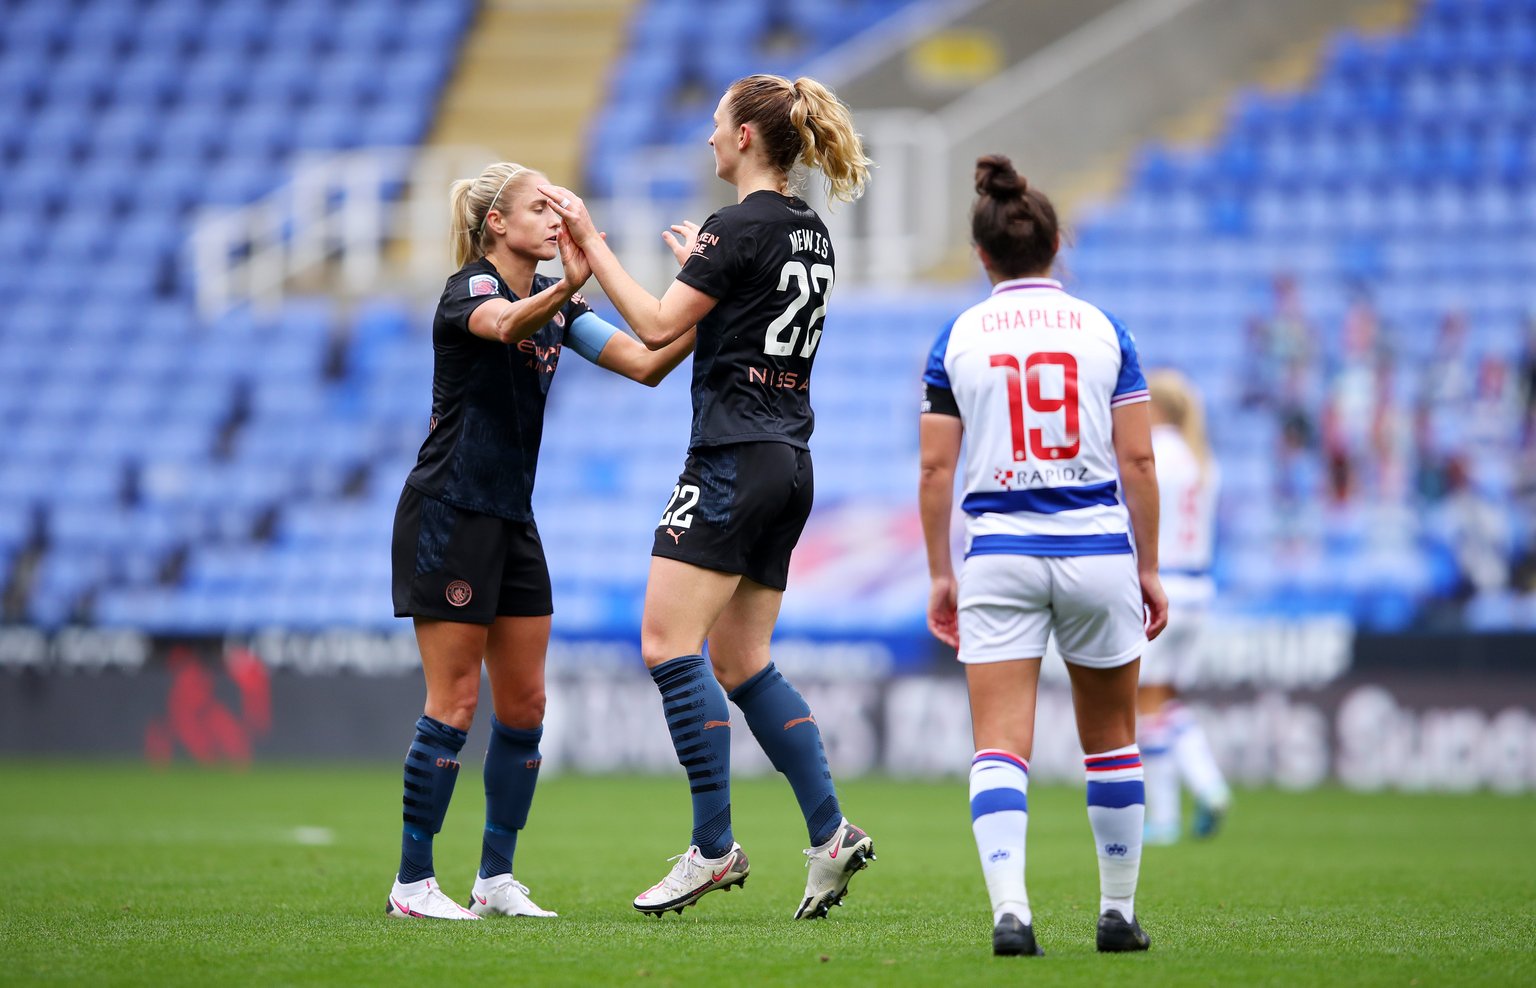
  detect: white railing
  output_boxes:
[190,145,496,319]
[940,0,1208,142]
[605,110,952,290]
[807,109,951,285]
[188,115,953,316]
[188,1,1194,315]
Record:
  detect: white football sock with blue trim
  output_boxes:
[1085,744,1145,921]
[969,749,1031,925]
[1169,702,1231,810]
[1140,710,1181,836]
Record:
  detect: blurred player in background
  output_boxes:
[1138,370,1232,844]
[919,155,1166,956]
[385,162,696,920]
[541,74,877,920]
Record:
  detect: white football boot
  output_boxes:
[632,843,749,916]
[794,818,875,920]
[385,876,481,920]
[467,874,557,918]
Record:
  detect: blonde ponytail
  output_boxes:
[1147,369,1212,476]
[448,162,532,267]
[788,77,871,204]
[726,74,872,204]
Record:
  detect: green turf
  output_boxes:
[2,763,1532,986]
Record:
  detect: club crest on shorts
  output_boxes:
[445,580,473,607]
[467,274,499,298]
[553,311,566,328]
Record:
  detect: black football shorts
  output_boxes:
[391,484,553,623]
[651,441,813,591]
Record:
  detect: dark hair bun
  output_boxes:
[975,154,1027,200]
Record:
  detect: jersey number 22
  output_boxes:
[764,261,833,358]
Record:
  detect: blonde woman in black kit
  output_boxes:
[385,162,695,920]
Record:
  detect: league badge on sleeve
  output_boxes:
[468,274,499,298]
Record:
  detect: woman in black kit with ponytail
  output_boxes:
[541,74,880,920]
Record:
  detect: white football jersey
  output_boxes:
[1152,423,1219,604]
[922,278,1149,557]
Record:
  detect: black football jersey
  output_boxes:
[404,257,590,521]
[674,190,835,450]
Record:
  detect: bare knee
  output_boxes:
[641,624,699,670]
[709,649,768,693]
[495,688,546,731]
[971,713,1035,761]
[1078,714,1137,755]
[425,682,479,732]
[639,638,673,670]
[1137,684,1175,716]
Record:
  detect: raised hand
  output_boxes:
[539,184,599,247]
[661,220,702,267]
[557,228,591,288]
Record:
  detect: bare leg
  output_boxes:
[966,659,1043,759]
[704,576,782,690]
[415,617,488,730]
[639,556,741,668]
[1137,682,1175,717]
[483,615,551,729]
[1066,659,1140,754]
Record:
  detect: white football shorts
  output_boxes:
[1139,574,1214,687]
[957,552,1147,668]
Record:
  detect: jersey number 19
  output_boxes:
[990,351,1081,461]
[763,261,833,358]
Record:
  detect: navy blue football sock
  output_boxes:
[729,663,841,847]
[480,718,543,879]
[651,654,734,859]
[398,714,468,884]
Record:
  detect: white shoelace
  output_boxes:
[657,849,702,893]
[804,830,839,865]
[482,876,532,898]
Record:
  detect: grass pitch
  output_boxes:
[2,763,1532,986]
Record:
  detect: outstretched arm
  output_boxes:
[565,220,698,385]
[595,327,697,387]
[538,184,716,349]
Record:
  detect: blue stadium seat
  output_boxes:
[9,0,1531,635]
[195,2,279,53]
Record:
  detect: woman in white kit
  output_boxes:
[1138,369,1232,844]
[919,155,1166,957]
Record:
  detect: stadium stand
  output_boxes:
[0,0,1532,637]
[1066,0,1536,630]
[584,0,919,197]
[0,0,473,631]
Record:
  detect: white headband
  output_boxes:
[478,166,526,235]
